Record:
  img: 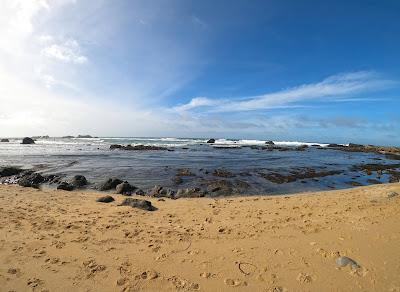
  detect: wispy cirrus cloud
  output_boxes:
[173,71,396,113]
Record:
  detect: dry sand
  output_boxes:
[0,183,399,292]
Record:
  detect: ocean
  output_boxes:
[0,137,398,195]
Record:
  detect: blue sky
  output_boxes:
[0,0,399,145]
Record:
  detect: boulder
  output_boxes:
[1,138,9,142]
[115,181,136,195]
[206,139,216,144]
[99,177,123,191]
[57,182,74,191]
[96,195,115,203]
[18,173,44,188]
[70,175,88,188]
[21,137,35,144]
[0,166,23,177]
[119,198,157,211]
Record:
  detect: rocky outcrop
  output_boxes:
[62,136,74,138]
[176,187,205,198]
[115,181,137,195]
[119,198,156,211]
[265,140,274,145]
[110,144,168,151]
[21,137,35,144]
[0,138,9,142]
[77,135,93,138]
[148,185,176,199]
[327,143,400,156]
[350,163,400,172]
[99,178,123,191]
[18,173,44,188]
[260,168,343,184]
[206,139,216,144]
[176,168,195,176]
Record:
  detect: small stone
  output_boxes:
[224,278,235,286]
[96,195,114,203]
[116,278,127,286]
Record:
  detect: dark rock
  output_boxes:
[110,144,168,151]
[176,187,204,198]
[70,175,88,188]
[296,145,308,151]
[172,176,183,185]
[207,139,216,144]
[367,179,382,184]
[387,170,400,183]
[213,168,235,178]
[260,168,342,184]
[351,163,400,172]
[77,135,93,138]
[176,168,195,176]
[134,189,145,196]
[1,138,9,142]
[0,166,24,177]
[21,137,35,144]
[265,140,274,145]
[348,143,364,148]
[345,181,363,187]
[99,178,123,191]
[62,135,74,138]
[57,182,74,191]
[385,153,400,160]
[148,185,176,199]
[115,181,136,195]
[110,144,123,150]
[119,198,156,211]
[327,143,343,147]
[43,174,61,184]
[96,195,115,203]
[18,173,44,188]
[388,191,399,198]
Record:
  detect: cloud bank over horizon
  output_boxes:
[0,0,399,145]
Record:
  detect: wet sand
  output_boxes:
[0,183,399,291]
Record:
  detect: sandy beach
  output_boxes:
[1,183,399,292]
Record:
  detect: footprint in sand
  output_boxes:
[224,278,247,287]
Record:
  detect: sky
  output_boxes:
[0,0,399,145]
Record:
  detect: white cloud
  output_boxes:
[174,71,394,113]
[42,39,88,64]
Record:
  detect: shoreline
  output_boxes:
[1,183,399,291]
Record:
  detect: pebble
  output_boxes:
[336,256,360,269]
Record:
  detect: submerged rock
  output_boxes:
[18,173,44,188]
[119,198,156,211]
[213,168,235,178]
[115,181,136,195]
[176,168,195,176]
[99,177,123,191]
[21,137,35,144]
[96,195,115,203]
[260,168,343,184]
[57,182,74,191]
[207,138,216,144]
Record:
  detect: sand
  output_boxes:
[0,183,399,292]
